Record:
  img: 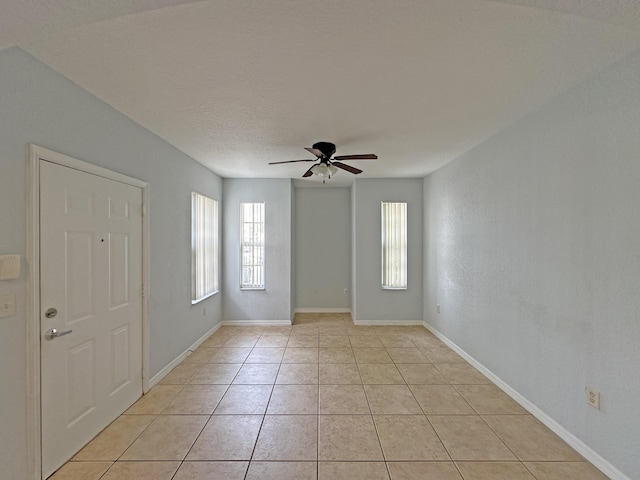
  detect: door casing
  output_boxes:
[26,145,151,480]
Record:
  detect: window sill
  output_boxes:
[191,290,219,304]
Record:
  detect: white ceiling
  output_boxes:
[4,0,640,186]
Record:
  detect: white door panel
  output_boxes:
[40,161,143,478]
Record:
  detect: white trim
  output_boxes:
[190,290,218,305]
[27,145,150,480]
[354,319,423,326]
[33,146,148,188]
[381,201,408,289]
[191,192,219,303]
[239,201,266,290]
[221,319,292,326]
[294,308,351,313]
[141,183,151,393]
[148,322,222,388]
[26,146,41,480]
[423,321,631,480]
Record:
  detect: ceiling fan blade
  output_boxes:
[304,147,325,157]
[268,159,314,165]
[333,154,378,160]
[332,161,363,175]
[302,166,314,177]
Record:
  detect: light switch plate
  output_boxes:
[0,294,16,318]
[0,255,21,280]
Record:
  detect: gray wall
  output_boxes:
[423,49,640,478]
[222,178,294,322]
[352,179,423,322]
[294,187,351,309]
[0,48,223,479]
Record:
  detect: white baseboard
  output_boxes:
[423,321,629,480]
[294,308,351,313]
[148,322,223,388]
[354,319,424,326]
[221,319,292,326]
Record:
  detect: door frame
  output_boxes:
[26,145,151,480]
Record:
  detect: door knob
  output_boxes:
[45,328,72,340]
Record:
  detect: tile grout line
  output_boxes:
[317,356,320,480]
[63,317,597,479]
[169,339,242,479]
[94,379,188,478]
[367,329,393,479]
[242,332,283,479]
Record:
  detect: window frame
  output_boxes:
[381,201,408,290]
[240,201,266,290]
[191,192,219,304]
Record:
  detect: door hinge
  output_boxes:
[141,205,147,217]
[142,285,145,298]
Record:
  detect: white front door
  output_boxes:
[40,160,143,478]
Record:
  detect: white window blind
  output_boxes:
[381,201,407,289]
[240,202,265,289]
[191,192,219,303]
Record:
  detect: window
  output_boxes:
[191,192,219,303]
[381,201,407,289]
[240,202,265,289]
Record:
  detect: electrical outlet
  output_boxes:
[0,294,16,318]
[586,387,600,410]
[436,304,441,314]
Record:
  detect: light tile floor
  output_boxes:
[50,313,609,480]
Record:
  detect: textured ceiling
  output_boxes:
[6,0,640,185]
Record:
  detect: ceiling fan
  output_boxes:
[269,141,377,183]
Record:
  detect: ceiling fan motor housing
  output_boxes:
[312,141,336,158]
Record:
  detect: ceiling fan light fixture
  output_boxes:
[310,163,332,183]
[312,163,329,177]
